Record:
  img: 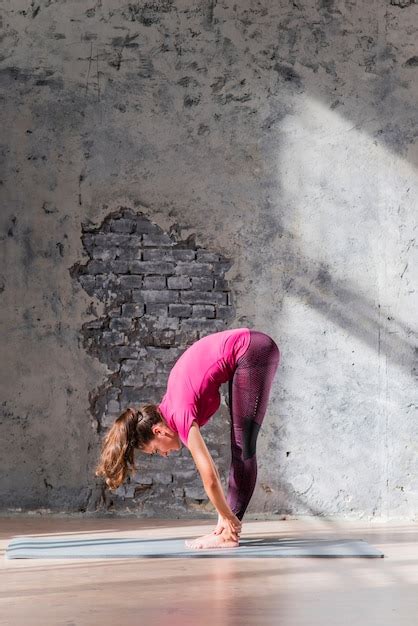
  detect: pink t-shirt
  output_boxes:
[158,328,251,446]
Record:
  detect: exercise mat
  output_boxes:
[5,535,384,559]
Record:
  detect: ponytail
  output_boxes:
[95,404,163,490]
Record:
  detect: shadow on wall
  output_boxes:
[257,1,418,168]
[277,236,417,377]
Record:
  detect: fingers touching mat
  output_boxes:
[5,536,384,559]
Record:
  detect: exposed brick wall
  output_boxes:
[71,207,235,515]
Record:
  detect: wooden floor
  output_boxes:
[1,516,417,626]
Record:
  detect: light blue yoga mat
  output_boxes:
[5,536,384,559]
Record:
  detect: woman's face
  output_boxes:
[142,424,181,457]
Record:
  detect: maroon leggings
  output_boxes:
[226,330,280,520]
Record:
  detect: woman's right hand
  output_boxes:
[214,513,242,539]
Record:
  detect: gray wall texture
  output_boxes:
[1,0,417,520]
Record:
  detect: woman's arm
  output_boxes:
[187,422,241,531]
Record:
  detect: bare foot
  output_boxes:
[184,531,214,549]
[185,531,239,550]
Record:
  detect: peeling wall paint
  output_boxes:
[69,207,235,515]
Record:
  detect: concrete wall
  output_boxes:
[1,0,417,520]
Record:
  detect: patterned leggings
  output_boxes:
[226,330,280,520]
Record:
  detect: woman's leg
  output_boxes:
[226,331,280,520]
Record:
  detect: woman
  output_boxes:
[95,327,280,550]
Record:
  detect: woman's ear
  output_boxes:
[152,423,164,437]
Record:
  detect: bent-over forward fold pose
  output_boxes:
[96,327,280,550]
